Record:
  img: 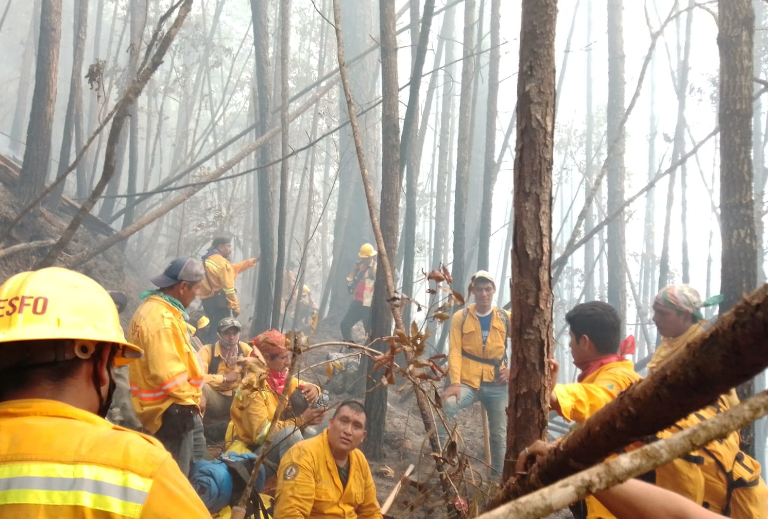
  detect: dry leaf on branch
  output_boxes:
[376,465,396,478]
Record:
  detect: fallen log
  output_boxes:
[489,282,768,509]
[478,389,768,519]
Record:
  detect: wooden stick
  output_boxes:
[381,464,415,515]
[482,408,492,478]
[478,389,768,519]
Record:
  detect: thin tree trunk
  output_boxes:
[272,0,292,329]
[17,0,62,206]
[719,0,758,456]
[584,0,596,302]
[10,0,40,156]
[250,0,276,336]
[452,0,477,293]
[47,0,88,208]
[606,0,627,336]
[477,0,501,270]
[502,0,557,481]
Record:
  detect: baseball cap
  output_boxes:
[150,257,205,288]
[218,317,242,333]
[472,270,496,286]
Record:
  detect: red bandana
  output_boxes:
[575,335,635,382]
[267,370,288,393]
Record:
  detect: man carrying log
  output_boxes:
[651,284,768,519]
[547,301,705,519]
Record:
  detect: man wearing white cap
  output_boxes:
[128,257,207,476]
[440,270,511,477]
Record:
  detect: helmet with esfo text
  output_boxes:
[302,285,311,296]
[0,268,143,370]
[358,243,377,258]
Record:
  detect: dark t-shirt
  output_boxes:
[337,461,350,489]
[477,312,492,345]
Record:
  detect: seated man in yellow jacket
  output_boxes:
[199,235,258,342]
[441,270,510,477]
[651,285,767,519]
[274,400,382,519]
[128,257,206,477]
[0,267,210,518]
[199,317,255,441]
[229,329,326,469]
[550,301,705,519]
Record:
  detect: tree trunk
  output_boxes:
[502,0,557,481]
[10,0,40,156]
[17,0,62,206]
[606,0,626,336]
[451,0,476,293]
[363,0,401,461]
[719,0,758,456]
[46,0,88,208]
[272,0,292,329]
[640,53,658,352]
[477,0,501,270]
[584,0,596,302]
[753,0,767,284]
[249,0,276,336]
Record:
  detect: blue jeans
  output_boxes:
[440,382,508,477]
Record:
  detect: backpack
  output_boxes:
[190,452,266,514]
[459,307,511,380]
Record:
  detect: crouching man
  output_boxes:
[274,401,382,519]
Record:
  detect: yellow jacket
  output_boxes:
[555,360,704,519]
[274,430,382,519]
[448,304,510,389]
[0,399,211,519]
[127,294,203,434]
[200,254,257,314]
[199,341,254,395]
[229,375,317,447]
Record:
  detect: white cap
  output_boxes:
[472,270,496,286]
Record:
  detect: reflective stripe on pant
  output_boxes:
[0,461,151,518]
[439,382,508,478]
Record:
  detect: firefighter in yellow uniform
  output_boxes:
[0,267,210,518]
[651,285,768,519]
[228,330,325,469]
[128,257,206,477]
[340,244,377,342]
[199,236,258,342]
[549,301,705,519]
[274,401,382,519]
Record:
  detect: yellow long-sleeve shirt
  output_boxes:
[199,341,255,395]
[274,430,382,519]
[199,254,256,314]
[229,375,318,447]
[555,360,704,518]
[0,399,211,519]
[448,304,510,389]
[127,295,203,434]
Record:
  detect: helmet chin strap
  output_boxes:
[217,333,238,348]
[92,347,117,418]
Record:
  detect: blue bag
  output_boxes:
[190,452,266,513]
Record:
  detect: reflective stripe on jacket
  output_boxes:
[199,341,254,395]
[229,375,317,447]
[127,295,203,434]
[448,304,510,389]
[0,399,210,519]
[199,254,256,314]
[274,430,382,519]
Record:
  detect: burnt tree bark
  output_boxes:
[250,0,276,336]
[17,0,62,206]
[502,0,557,482]
[719,0,758,456]
[606,0,627,335]
[363,0,401,461]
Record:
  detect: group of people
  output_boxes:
[0,231,766,519]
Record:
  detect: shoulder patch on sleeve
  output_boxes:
[283,463,299,481]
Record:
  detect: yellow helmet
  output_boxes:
[302,285,310,296]
[0,268,142,367]
[197,315,210,330]
[358,243,377,258]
